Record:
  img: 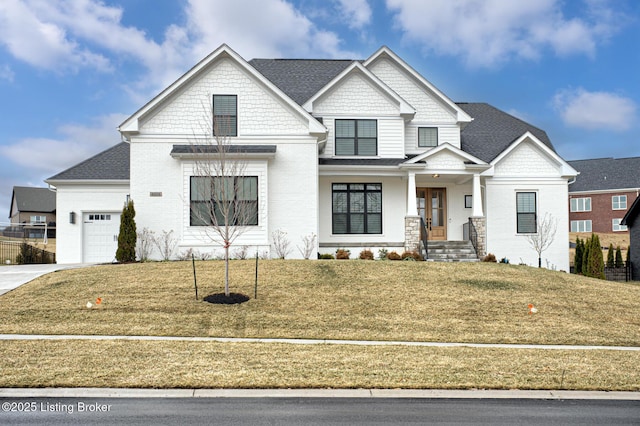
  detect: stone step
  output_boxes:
[423,240,479,262]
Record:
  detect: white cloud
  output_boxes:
[553,88,637,131]
[335,0,372,30]
[385,0,623,68]
[0,113,128,175]
[0,64,14,82]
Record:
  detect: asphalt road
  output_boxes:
[1,398,639,425]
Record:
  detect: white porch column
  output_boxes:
[407,171,417,216]
[472,173,484,217]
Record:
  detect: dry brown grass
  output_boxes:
[0,260,638,346]
[1,340,638,390]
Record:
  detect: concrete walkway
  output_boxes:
[0,263,96,295]
[1,334,639,351]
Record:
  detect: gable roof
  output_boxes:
[120,44,325,136]
[567,157,640,192]
[249,58,353,105]
[46,142,130,182]
[456,103,554,163]
[10,186,56,216]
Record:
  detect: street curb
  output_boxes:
[1,388,639,400]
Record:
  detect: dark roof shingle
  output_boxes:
[47,142,130,181]
[567,157,640,192]
[11,186,56,213]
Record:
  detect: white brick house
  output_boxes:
[47,44,577,270]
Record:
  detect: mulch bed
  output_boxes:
[203,292,250,305]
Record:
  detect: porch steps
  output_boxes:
[426,240,479,262]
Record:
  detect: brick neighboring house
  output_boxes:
[567,158,640,234]
[621,196,640,280]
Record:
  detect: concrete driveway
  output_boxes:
[0,264,95,295]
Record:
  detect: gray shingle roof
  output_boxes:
[567,157,640,192]
[249,59,354,105]
[47,142,130,181]
[456,103,554,163]
[11,186,56,213]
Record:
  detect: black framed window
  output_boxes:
[516,192,536,233]
[418,127,438,147]
[213,95,237,137]
[332,183,382,234]
[335,119,377,156]
[190,176,258,226]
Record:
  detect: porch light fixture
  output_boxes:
[69,211,76,224]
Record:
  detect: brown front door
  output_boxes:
[417,188,447,240]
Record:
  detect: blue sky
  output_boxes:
[1,0,639,217]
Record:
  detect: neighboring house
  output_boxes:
[567,158,640,234]
[621,196,640,280]
[46,44,577,269]
[8,186,56,238]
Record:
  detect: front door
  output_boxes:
[417,188,447,240]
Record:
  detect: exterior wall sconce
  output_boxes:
[69,211,76,224]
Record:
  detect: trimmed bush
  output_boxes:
[318,253,335,260]
[359,249,374,260]
[615,246,624,268]
[335,249,350,260]
[401,251,423,261]
[482,253,497,262]
[606,243,615,268]
[387,251,402,260]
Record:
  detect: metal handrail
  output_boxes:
[468,218,478,254]
[419,217,429,260]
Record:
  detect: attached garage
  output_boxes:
[83,212,121,263]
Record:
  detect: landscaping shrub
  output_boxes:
[387,251,402,260]
[335,249,350,260]
[318,253,335,260]
[377,248,388,260]
[615,246,624,268]
[574,237,584,274]
[116,199,136,263]
[359,249,374,260]
[606,243,615,268]
[401,251,423,261]
[482,253,497,262]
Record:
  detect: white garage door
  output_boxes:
[83,212,120,263]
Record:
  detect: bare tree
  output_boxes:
[526,213,557,268]
[189,102,256,296]
[297,232,317,260]
[154,230,177,261]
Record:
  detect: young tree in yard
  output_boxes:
[189,104,255,297]
[574,237,583,274]
[116,199,136,262]
[525,213,557,268]
[606,243,615,268]
[615,246,624,268]
[581,235,591,276]
[587,234,605,279]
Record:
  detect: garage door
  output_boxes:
[83,212,120,263]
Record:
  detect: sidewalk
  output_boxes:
[1,334,639,351]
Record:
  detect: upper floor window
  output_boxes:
[335,119,377,156]
[570,197,591,212]
[612,218,628,232]
[30,215,46,224]
[612,195,627,210]
[190,176,258,226]
[418,127,438,148]
[516,192,537,234]
[213,95,237,137]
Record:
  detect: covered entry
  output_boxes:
[417,188,446,240]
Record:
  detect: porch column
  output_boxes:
[407,171,417,216]
[472,173,484,217]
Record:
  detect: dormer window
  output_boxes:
[418,127,438,148]
[335,119,377,156]
[213,95,237,137]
